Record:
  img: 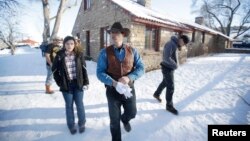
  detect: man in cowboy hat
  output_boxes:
[96,22,145,141]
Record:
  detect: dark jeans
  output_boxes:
[106,85,137,141]
[154,66,175,106]
[62,81,86,129]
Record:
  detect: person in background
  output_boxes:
[44,36,62,94]
[74,36,83,53]
[52,36,89,134]
[153,34,190,115]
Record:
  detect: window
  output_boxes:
[145,26,160,51]
[86,31,90,56]
[202,32,205,43]
[192,31,195,42]
[84,0,92,11]
[76,33,80,39]
[100,26,111,49]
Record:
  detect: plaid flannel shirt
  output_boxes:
[65,53,77,80]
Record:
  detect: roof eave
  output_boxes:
[132,17,192,32]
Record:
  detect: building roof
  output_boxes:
[19,39,39,44]
[110,0,232,40]
[182,21,234,41]
[110,0,190,31]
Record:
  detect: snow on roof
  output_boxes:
[182,20,233,40]
[111,0,187,28]
[111,0,232,40]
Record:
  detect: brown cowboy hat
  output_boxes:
[107,22,130,37]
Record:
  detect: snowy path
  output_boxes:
[0,48,249,141]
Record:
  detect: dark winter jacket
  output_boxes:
[52,49,89,92]
[161,36,179,70]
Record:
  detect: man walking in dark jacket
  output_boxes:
[153,35,189,115]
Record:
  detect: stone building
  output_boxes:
[72,0,233,71]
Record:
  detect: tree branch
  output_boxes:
[234,9,250,38]
[234,26,250,39]
[204,1,225,34]
[217,4,233,11]
[0,0,19,9]
[49,0,77,21]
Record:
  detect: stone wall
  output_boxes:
[187,31,207,57]
[187,31,228,57]
[129,23,146,50]
[129,25,187,71]
[72,1,231,72]
[130,22,162,71]
[72,0,132,61]
[160,29,175,49]
[140,29,187,71]
[140,50,162,72]
[208,35,227,53]
[225,48,250,53]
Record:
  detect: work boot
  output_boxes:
[79,125,85,133]
[45,85,54,94]
[69,126,77,135]
[122,121,131,132]
[166,105,178,115]
[153,94,162,103]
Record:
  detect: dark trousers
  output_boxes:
[154,66,175,106]
[106,85,137,141]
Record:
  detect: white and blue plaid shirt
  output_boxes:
[65,52,76,80]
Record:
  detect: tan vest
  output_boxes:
[106,45,134,81]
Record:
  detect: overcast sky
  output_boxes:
[18,0,196,42]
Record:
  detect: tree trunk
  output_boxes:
[10,45,15,55]
[42,0,50,42]
[51,0,66,39]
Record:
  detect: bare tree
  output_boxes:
[0,0,19,18]
[192,0,250,38]
[0,16,20,55]
[0,0,20,54]
[0,0,18,10]
[41,0,78,42]
[41,0,50,42]
[51,0,67,39]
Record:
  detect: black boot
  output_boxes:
[166,105,178,115]
[153,94,162,103]
[69,126,77,135]
[79,125,85,133]
[122,121,131,132]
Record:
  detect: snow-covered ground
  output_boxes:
[0,47,249,141]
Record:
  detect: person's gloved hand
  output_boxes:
[115,82,133,99]
[115,82,126,94]
[123,85,133,99]
[83,85,89,90]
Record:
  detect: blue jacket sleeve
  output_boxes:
[127,48,145,81]
[96,49,114,86]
